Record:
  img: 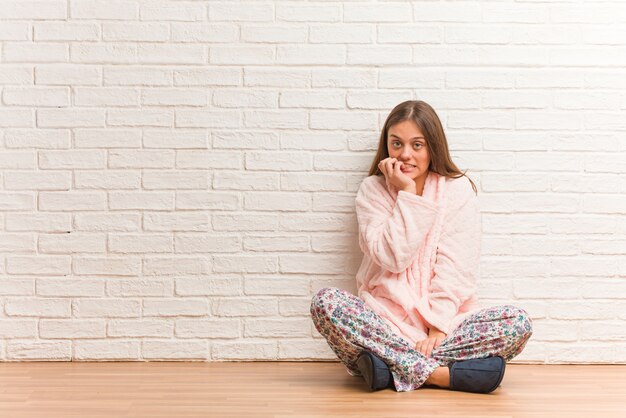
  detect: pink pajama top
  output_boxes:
[355,171,484,347]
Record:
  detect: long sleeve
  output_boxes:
[355,176,439,273]
[423,182,481,333]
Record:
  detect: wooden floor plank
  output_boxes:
[0,362,625,417]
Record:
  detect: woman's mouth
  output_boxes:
[401,163,417,172]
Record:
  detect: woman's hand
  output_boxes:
[415,328,447,358]
[377,158,417,194]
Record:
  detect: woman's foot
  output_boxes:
[447,356,506,394]
[424,366,450,388]
[356,350,395,391]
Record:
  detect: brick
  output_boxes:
[212,341,277,360]
[213,89,277,108]
[310,111,376,130]
[104,66,170,86]
[39,192,106,211]
[73,299,141,318]
[108,234,173,254]
[176,110,239,128]
[172,23,238,42]
[35,23,99,41]
[0,109,34,127]
[347,45,411,65]
[176,192,238,210]
[142,171,208,190]
[103,23,168,41]
[211,46,274,65]
[141,3,205,21]
[376,68,447,89]
[276,4,340,22]
[144,130,208,149]
[213,255,278,274]
[143,257,210,276]
[3,42,68,62]
[71,43,136,64]
[5,129,70,149]
[71,1,137,19]
[245,151,311,171]
[0,320,37,338]
[6,341,71,360]
[74,170,141,189]
[245,68,309,88]
[7,256,70,275]
[175,68,240,86]
[108,320,172,337]
[37,109,104,128]
[74,340,140,360]
[73,257,141,276]
[312,68,376,88]
[40,320,105,338]
[175,276,243,297]
[0,193,34,211]
[142,88,207,106]
[0,278,34,296]
[107,280,173,297]
[143,212,209,232]
[74,214,140,232]
[174,234,241,253]
[344,3,411,22]
[108,109,173,127]
[280,213,357,232]
[74,88,139,107]
[0,66,33,84]
[143,299,209,317]
[5,298,71,317]
[177,150,242,169]
[212,214,279,232]
[36,65,101,86]
[211,131,278,150]
[244,275,310,296]
[244,236,309,252]
[175,319,239,338]
[279,339,335,360]
[37,278,104,297]
[109,192,174,210]
[244,110,307,129]
[142,340,207,359]
[244,192,311,212]
[0,22,30,40]
[3,87,70,107]
[4,171,71,191]
[39,233,106,254]
[281,173,345,192]
[244,318,310,337]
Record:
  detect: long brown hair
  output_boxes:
[368,100,477,194]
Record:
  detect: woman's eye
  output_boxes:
[392,141,400,148]
[413,143,422,149]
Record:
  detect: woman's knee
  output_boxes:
[310,286,338,315]
[503,305,533,337]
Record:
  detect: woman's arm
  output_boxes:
[422,183,481,333]
[355,176,439,273]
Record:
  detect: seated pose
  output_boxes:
[310,100,533,394]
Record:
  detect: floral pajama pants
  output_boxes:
[310,287,533,392]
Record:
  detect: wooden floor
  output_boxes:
[0,362,625,418]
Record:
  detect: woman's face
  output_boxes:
[386,119,431,182]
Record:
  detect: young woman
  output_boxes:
[310,100,533,393]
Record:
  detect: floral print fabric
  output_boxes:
[310,287,533,392]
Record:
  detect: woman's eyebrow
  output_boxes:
[389,134,424,140]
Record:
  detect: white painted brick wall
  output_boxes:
[1,0,625,364]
